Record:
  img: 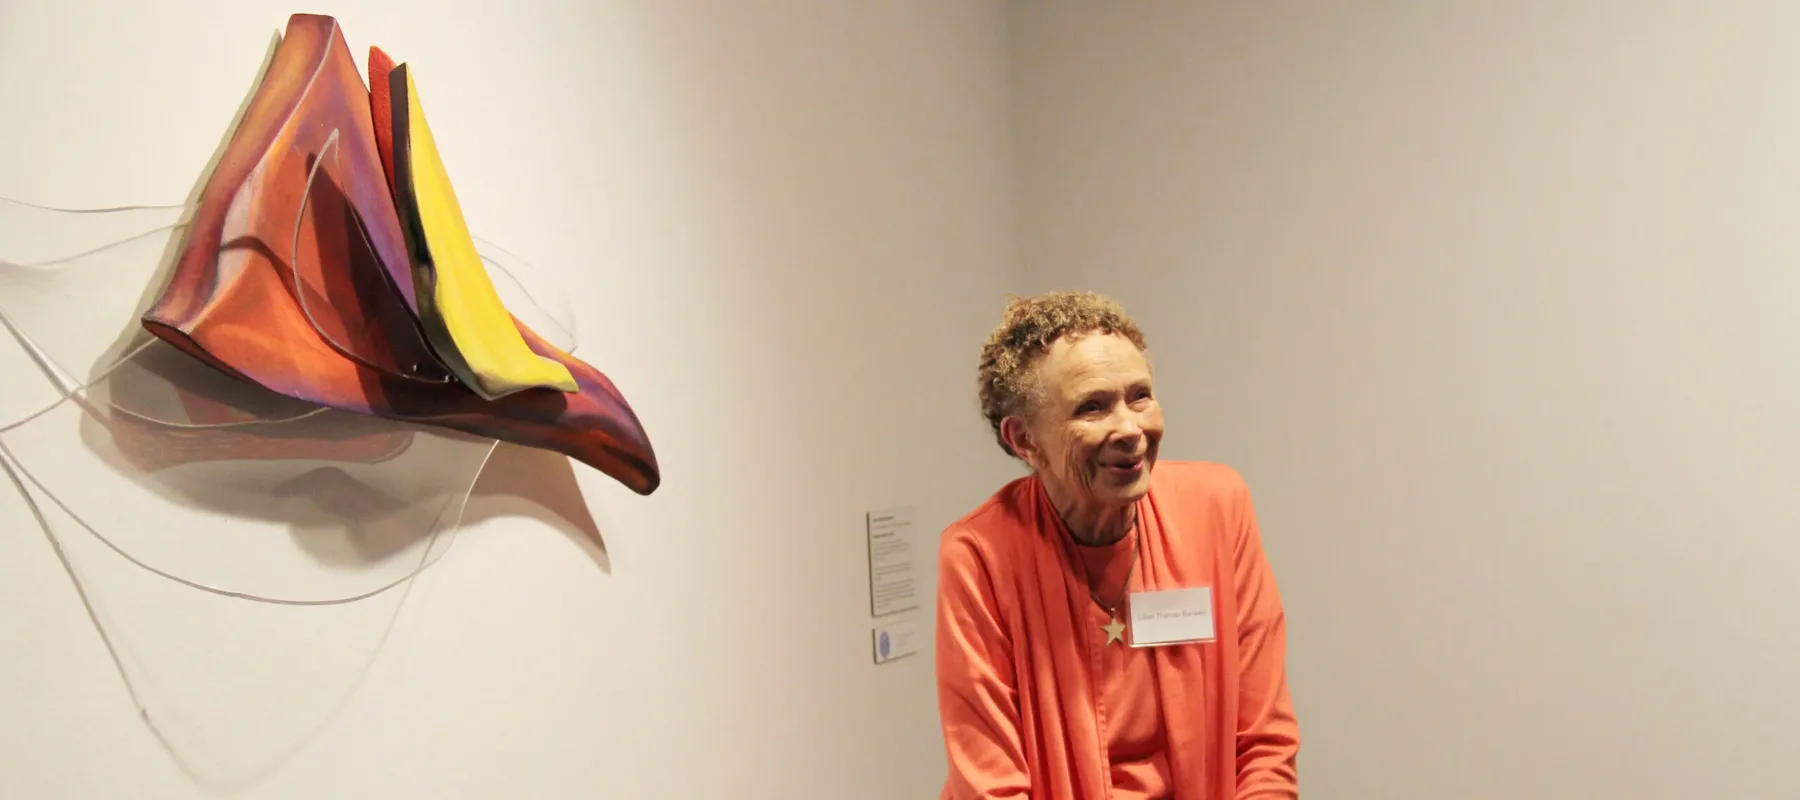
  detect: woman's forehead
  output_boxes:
[1038,334,1152,393]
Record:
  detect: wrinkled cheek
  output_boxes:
[1065,451,1092,493]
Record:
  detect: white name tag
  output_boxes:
[1128,587,1216,647]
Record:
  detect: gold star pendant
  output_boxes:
[1101,616,1126,645]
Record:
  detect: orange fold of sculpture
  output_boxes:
[140,13,660,495]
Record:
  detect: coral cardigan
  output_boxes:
[934,461,1300,799]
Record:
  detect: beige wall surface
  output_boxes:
[1012,3,1800,798]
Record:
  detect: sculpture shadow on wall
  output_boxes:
[0,12,654,789]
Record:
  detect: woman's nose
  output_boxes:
[1109,409,1142,438]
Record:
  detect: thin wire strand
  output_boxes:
[0,222,189,269]
[0,295,490,604]
[275,23,452,384]
[0,160,499,604]
[0,195,534,602]
[287,125,444,382]
[1,433,495,605]
[287,140,580,360]
[0,306,496,603]
[0,196,188,213]
[0,433,466,787]
[0,201,571,328]
[471,234,578,349]
[0,177,577,431]
[0,442,155,722]
[0,318,326,434]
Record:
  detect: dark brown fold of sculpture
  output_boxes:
[140,13,661,495]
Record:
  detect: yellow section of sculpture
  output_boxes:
[399,68,578,399]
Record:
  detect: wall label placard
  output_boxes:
[866,505,919,617]
[872,619,920,665]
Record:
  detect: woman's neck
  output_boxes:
[1046,486,1136,547]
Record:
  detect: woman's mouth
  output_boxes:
[1102,457,1144,475]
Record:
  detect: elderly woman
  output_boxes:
[934,291,1301,799]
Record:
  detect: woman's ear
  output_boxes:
[1000,415,1037,467]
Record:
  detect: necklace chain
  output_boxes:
[1074,518,1140,615]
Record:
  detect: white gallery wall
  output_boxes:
[1013,3,1800,799]
[10,2,1798,798]
[0,1,1018,798]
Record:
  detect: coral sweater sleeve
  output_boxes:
[935,533,1032,799]
[1230,483,1301,798]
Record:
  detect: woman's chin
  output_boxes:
[1097,467,1152,501]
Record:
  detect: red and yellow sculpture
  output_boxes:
[141,13,660,495]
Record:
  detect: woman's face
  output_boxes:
[1007,332,1163,513]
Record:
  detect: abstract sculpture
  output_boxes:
[142,13,660,495]
[0,15,657,783]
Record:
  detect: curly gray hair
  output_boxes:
[976,291,1149,458]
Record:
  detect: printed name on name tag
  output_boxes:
[1128,586,1216,647]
